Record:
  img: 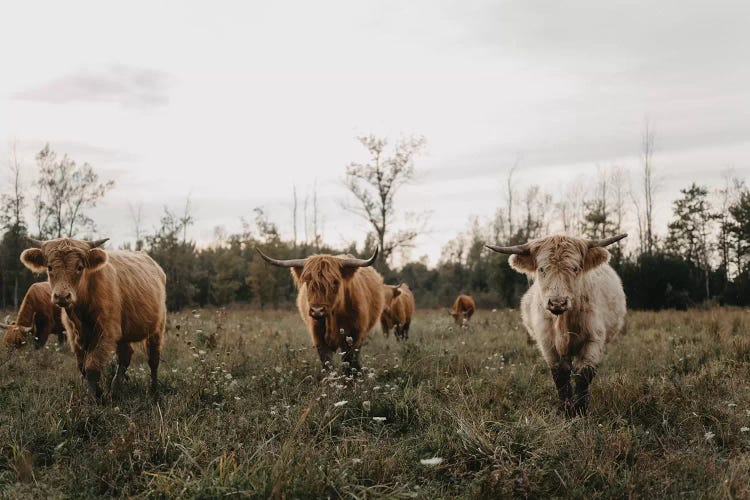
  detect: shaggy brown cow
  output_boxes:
[381,283,415,341]
[450,294,476,327]
[20,238,167,400]
[257,248,383,373]
[486,233,627,416]
[1,282,66,348]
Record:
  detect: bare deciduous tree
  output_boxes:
[33,143,115,238]
[128,202,144,250]
[343,135,427,265]
[640,120,657,253]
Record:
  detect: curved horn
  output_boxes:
[27,237,44,248]
[485,243,531,255]
[0,323,9,329]
[86,238,109,249]
[255,248,307,268]
[588,233,628,248]
[339,248,378,268]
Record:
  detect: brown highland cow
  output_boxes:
[20,238,167,400]
[257,248,383,374]
[451,294,476,326]
[1,282,66,348]
[381,283,415,340]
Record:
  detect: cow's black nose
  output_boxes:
[547,297,568,315]
[53,292,72,307]
[309,306,326,319]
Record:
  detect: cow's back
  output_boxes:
[456,295,475,313]
[107,251,167,342]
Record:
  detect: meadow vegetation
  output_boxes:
[0,307,749,498]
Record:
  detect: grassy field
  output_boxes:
[1,307,749,498]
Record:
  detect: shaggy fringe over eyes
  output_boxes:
[298,256,343,300]
[531,236,589,271]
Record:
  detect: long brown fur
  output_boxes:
[20,238,167,399]
[290,254,384,372]
[451,294,476,325]
[381,284,415,340]
[2,282,65,348]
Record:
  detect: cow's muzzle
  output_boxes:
[547,297,569,315]
[309,306,327,320]
[53,292,73,308]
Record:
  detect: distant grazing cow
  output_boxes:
[257,248,383,374]
[486,233,627,416]
[381,283,415,340]
[450,295,476,327]
[1,282,66,348]
[20,238,167,400]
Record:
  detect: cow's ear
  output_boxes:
[392,288,402,298]
[290,267,303,280]
[87,248,108,272]
[20,249,46,272]
[508,254,536,275]
[584,247,609,271]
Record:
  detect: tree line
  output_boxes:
[1,134,749,312]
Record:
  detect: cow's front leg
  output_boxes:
[83,321,117,402]
[341,346,361,376]
[572,366,596,416]
[111,341,134,397]
[316,344,334,372]
[573,340,604,416]
[551,360,574,416]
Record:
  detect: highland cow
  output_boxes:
[257,248,383,374]
[20,238,167,400]
[1,282,66,348]
[450,294,476,327]
[381,283,415,340]
[486,233,627,416]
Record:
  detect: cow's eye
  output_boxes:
[77,264,84,273]
[47,265,52,272]
[539,266,546,274]
[572,266,580,274]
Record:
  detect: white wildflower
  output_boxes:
[362,400,371,411]
[741,427,749,433]
[420,457,443,466]
[705,431,715,441]
[334,400,348,407]
[372,416,386,422]
[352,458,362,464]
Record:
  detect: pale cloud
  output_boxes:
[13,65,171,108]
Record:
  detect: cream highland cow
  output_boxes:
[487,233,627,416]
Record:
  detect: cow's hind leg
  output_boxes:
[403,322,411,341]
[111,341,134,397]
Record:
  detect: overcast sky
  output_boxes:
[1,1,749,264]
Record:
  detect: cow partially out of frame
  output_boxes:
[1,282,66,348]
[20,238,167,400]
[257,248,384,374]
[487,233,627,416]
